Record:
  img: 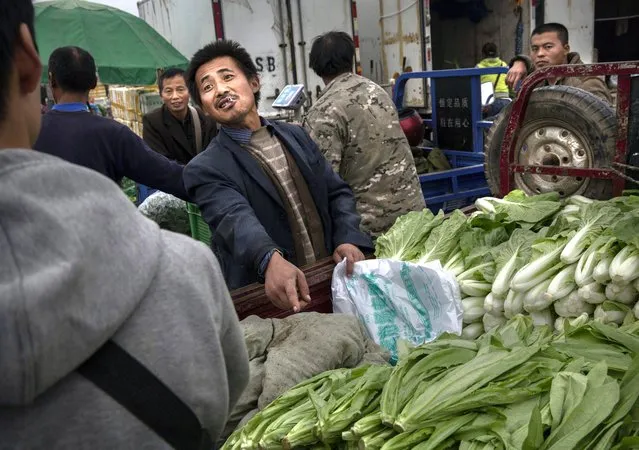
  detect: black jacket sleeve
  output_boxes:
[116,126,189,201]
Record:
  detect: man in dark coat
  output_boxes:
[143,67,218,164]
[183,40,373,312]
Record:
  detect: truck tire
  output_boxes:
[484,85,617,199]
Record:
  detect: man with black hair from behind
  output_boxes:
[34,46,190,200]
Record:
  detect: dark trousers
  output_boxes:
[483,98,511,120]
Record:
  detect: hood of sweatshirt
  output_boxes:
[0,149,162,406]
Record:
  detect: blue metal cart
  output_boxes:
[393,67,509,212]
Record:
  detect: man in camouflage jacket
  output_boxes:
[303,31,425,238]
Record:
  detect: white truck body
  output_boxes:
[138,0,354,116]
[357,0,536,109]
[544,0,595,63]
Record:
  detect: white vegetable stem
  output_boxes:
[462,297,485,324]
[610,245,639,284]
[483,293,505,316]
[523,278,554,313]
[561,225,594,264]
[544,263,577,303]
[459,280,492,297]
[593,256,613,284]
[575,249,598,287]
[578,282,607,305]
[461,323,484,340]
[605,283,638,305]
[511,244,564,292]
[594,302,627,325]
[568,195,594,207]
[491,248,520,298]
[530,308,555,330]
[553,290,594,317]
[504,290,525,319]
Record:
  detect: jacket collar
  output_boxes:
[566,52,583,65]
[551,52,583,85]
[317,72,354,99]
[221,117,273,145]
[216,122,315,209]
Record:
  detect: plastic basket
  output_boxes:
[187,203,212,246]
[140,92,163,115]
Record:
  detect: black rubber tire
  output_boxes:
[484,85,617,199]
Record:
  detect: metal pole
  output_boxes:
[277,0,289,85]
[295,0,309,91]
[284,0,299,84]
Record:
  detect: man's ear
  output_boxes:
[15,24,42,96]
[250,75,261,94]
[564,43,571,56]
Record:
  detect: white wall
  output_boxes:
[545,0,595,62]
[138,0,215,59]
[358,0,383,84]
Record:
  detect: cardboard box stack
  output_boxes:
[108,86,160,138]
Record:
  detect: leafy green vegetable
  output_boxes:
[138,192,191,235]
[477,190,562,225]
[375,210,444,261]
[490,229,538,298]
[225,316,639,450]
[541,362,620,450]
[560,203,621,264]
[417,210,468,265]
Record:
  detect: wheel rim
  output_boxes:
[514,120,594,198]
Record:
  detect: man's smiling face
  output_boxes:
[195,56,260,128]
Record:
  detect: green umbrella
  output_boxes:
[35,0,189,86]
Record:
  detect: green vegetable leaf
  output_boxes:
[375,209,444,261]
[460,227,510,269]
[417,210,469,265]
[522,403,545,450]
[412,414,478,450]
[541,362,620,450]
[491,229,537,271]
[606,354,639,424]
[487,190,563,224]
[548,371,588,431]
[613,210,639,248]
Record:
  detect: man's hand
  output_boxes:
[506,60,528,89]
[333,243,365,276]
[264,252,311,312]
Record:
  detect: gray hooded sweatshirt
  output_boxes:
[0,150,249,449]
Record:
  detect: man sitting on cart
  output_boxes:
[506,22,612,104]
[183,40,373,312]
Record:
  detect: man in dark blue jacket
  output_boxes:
[34,46,188,200]
[184,40,373,312]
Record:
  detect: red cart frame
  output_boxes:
[499,62,639,196]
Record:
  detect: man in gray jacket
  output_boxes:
[0,2,249,447]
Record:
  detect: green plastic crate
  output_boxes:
[187,203,212,246]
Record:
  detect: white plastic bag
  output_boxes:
[331,259,463,363]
